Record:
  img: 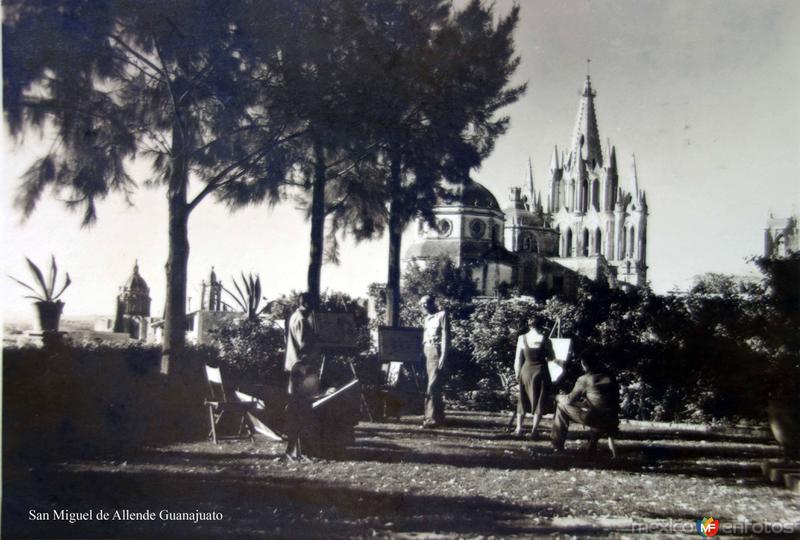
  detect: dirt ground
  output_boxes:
[4,411,799,539]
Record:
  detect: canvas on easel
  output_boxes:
[548,318,571,382]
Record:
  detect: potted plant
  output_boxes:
[8,256,72,333]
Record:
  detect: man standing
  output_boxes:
[420,295,450,428]
[284,292,318,394]
[551,353,620,457]
[283,293,320,459]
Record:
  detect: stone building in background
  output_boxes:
[765,213,799,258]
[404,74,648,297]
[546,75,648,287]
[111,261,152,339]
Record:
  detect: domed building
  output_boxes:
[404,74,647,297]
[113,261,152,339]
[404,176,517,295]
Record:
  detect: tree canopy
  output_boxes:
[4,0,304,369]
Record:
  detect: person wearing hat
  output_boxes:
[420,295,450,428]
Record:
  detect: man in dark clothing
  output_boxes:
[284,363,319,461]
[284,293,318,394]
[283,293,321,460]
[551,355,619,457]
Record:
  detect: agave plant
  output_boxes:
[224,273,267,321]
[9,256,72,303]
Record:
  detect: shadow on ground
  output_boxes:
[3,465,563,539]
[2,410,786,539]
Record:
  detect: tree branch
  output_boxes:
[108,33,166,79]
[187,147,267,211]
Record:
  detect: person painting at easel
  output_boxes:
[283,292,320,460]
[284,292,319,394]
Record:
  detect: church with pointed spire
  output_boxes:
[544,73,648,287]
[405,73,649,296]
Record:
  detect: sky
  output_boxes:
[3,0,800,323]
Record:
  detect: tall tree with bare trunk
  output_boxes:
[4,0,303,373]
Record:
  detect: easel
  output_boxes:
[377,326,426,420]
[311,311,374,421]
[318,352,374,422]
[506,317,567,431]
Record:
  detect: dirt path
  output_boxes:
[4,411,799,538]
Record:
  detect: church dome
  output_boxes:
[436,178,501,212]
[123,261,149,293]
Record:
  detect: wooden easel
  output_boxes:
[318,352,374,422]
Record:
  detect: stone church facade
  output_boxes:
[765,213,799,258]
[405,75,649,297]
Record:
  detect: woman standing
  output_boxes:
[514,317,554,437]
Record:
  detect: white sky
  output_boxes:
[3,0,800,322]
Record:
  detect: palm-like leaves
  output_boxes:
[224,273,266,321]
[8,255,72,302]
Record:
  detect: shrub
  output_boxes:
[392,261,791,423]
[210,317,287,388]
[402,256,479,305]
[3,342,213,461]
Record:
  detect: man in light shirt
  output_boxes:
[420,295,450,428]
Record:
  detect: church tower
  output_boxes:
[113,260,151,338]
[547,73,648,286]
[765,212,799,258]
[201,267,224,311]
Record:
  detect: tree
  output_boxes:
[4,1,301,372]
[267,0,385,309]
[322,0,525,325]
[328,0,525,326]
[402,256,479,305]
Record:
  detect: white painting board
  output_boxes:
[549,337,571,381]
[551,338,571,361]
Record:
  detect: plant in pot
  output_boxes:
[8,256,72,334]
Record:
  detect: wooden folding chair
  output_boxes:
[204,365,257,444]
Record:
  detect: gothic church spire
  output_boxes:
[569,74,603,169]
[526,157,535,210]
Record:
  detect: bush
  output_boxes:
[3,342,213,461]
[266,290,372,353]
[392,260,793,423]
[210,290,372,390]
[211,317,287,388]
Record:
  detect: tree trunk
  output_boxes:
[160,118,190,375]
[386,154,403,327]
[307,139,326,309]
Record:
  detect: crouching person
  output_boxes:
[551,353,619,458]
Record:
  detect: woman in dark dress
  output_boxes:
[513,319,554,437]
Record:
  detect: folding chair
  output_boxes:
[204,365,257,444]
